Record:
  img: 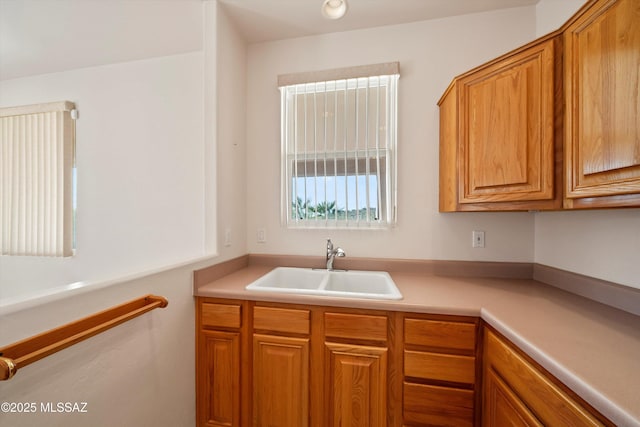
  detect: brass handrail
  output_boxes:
[0,294,168,380]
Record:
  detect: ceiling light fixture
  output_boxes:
[321,0,348,20]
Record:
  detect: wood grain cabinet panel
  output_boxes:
[404,350,475,385]
[401,314,478,427]
[201,303,241,329]
[483,329,610,427]
[440,0,640,211]
[325,342,388,427]
[404,318,476,352]
[439,36,561,211]
[459,38,556,204]
[483,366,543,427]
[198,330,240,427]
[253,334,310,427]
[324,312,388,342]
[404,382,474,427]
[253,306,310,335]
[564,0,640,207]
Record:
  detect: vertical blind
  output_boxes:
[0,101,76,257]
[279,63,399,228]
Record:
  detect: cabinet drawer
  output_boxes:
[324,312,387,342]
[405,318,476,352]
[404,382,474,427]
[201,303,241,329]
[405,350,475,385]
[253,306,310,335]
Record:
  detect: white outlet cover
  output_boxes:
[257,228,266,243]
[472,230,485,248]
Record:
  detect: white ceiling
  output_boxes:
[219,0,541,43]
[0,0,203,81]
[0,0,541,81]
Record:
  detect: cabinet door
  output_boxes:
[253,334,310,427]
[564,0,640,206]
[458,38,556,204]
[198,330,241,427]
[325,342,387,427]
[483,329,608,426]
[483,366,543,427]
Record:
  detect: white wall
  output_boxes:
[0,53,206,301]
[0,0,213,302]
[532,0,640,289]
[215,5,248,262]
[535,210,640,288]
[245,7,538,262]
[0,257,214,427]
[535,0,585,35]
[0,3,217,427]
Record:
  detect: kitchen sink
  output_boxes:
[246,267,403,300]
[245,267,327,291]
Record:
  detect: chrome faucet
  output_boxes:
[326,239,345,270]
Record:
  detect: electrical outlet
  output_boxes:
[224,228,232,247]
[257,228,266,243]
[472,230,485,248]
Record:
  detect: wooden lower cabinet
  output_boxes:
[403,315,479,427]
[197,300,244,427]
[196,299,398,427]
[325,342,388,427]
[483,365,543,427]
[199,331,241,427]
[483,328,613,427]
[196,298,614,427]
[404,382,475,427]
[253,334,310,427]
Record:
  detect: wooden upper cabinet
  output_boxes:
[460,38,556,204]
[439,35,562,211]
[440,0,640,212]
[564,0,640,207]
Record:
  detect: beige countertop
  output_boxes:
[195,264,640,427]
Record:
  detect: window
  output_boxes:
[0,101,76,257]
[279,63,399,228]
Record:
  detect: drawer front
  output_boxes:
[324,312,388,342]
[405,350,475,385]
[404,382,474,427]
[405,318,476,352]
[253,306,310,335]
[201,302,241,329]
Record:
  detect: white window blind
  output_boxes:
[279,63,399,228]
[0,101,76,257]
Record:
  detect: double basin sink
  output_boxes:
[245,267,403,300]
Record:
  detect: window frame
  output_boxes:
[278,63,399,230]
[0,101,76,257]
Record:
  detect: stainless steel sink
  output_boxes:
[246,267,403,300]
